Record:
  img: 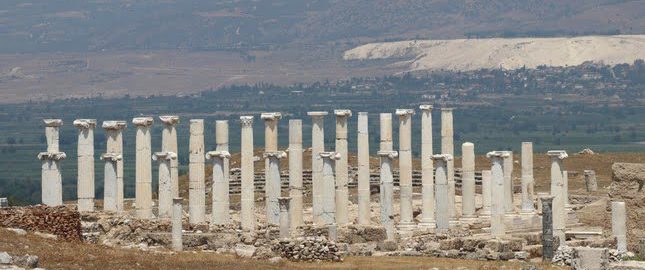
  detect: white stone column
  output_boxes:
[240,116,255,233]
[461,142,476,222]
[215,120,230,221]
[319,152,340,226]
[102,121,126,212]
[159,115,180,197]
[396,109,416,231]
[132,117,154,219]
[419,105,435,229]
[101,153,121,212]
[206,150,231,225]
[172,197,183,252]
[432,154,452,232]
[264,151,287,225]
[153,151,177,219]
[334,109,351,225]
[611,201,627,253]
[74,119,96,212]
[38,119,66,206]
[357,112,370,226]
[487,151,509,238]
[503,151,514,214]
[288,119,303,228]
[278,197,292,239]
[308,111,328,225]
[380,113,393,151]
[480,170,492,217]
[520,142,535,214]
[378,150,398,239]
[547,150,568,245]
[441,108,458,225]
[188,119,206,224]
[563,171,570,211]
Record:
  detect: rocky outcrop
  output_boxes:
[610,163,645,254]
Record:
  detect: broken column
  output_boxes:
[503,151,514,214]
[307,111,328,225]
[379,150,398,239]
[264,150,287,225]
[278,197,292,239]
[102,121,126,212]
[132,117,154,219]
[461,142,476,222]
[547,150,568,245]
[38,119,66,206]
[521,142,536,214]
[441,108,458,225]
[419,105,435,229]
[159,115,180,197]
[288,119,303,229]
[396,108,416,231]
[611,201,627,253]
[240,116,255,233]
[172,197,183,252]
[541,195,555,261]
[357,112,371,226]
[563,170,570,211]
[215,120,230,222]
[584,170,598,192]
[334,109,351,225]
[73,119,96,212]
[206,150,231,225]
[487,151,509,238]
[480,170,492,218]
[153,151,177,219]
[189,119,206,224]
[319,152,340,226]
[432,154,452,232]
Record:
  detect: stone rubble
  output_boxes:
[272,237,342,262]
[0,252,40,269]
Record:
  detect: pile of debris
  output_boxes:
[0,205,81,241]
[0,252,39,269]
[272,237,342,262]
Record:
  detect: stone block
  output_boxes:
[609,261,645,270]
[522,244,543,258]
[571,247,609,270]
[439,238,463,250]
[485,239,511,253]
[234,243,257,258]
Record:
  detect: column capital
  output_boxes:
[486,151,510,159]
[431,154,453,162]
[260,112,282,121]
[43,119,63,127]
[547,150,568,160]
[205,150,231,160]
[395,109,415,119]
[37,152,67,160]
[173,197,183,204]
[73,119,97,129]
[440,107,454,112]
[159,115,180,126]
[334,109,352,117]
[102,121,127,130]
[100,153,122,162]
[152,151,178,161]
[377,150,399,159]
[419,105,433,111]
[239,116,254,126]
[132,117,154,127]
[307,111,328,117]
[263,151,287,159]
[319,151,341,160]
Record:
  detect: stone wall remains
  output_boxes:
[0,205,82,241]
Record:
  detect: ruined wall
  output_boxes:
[0,205,82,241]
[610,163,645,253]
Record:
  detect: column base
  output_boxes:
[418,220,436,231]
[520,209,536,215]
[397,222,417,231]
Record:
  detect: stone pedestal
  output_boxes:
[159,115,180,197]
[264,151,287,225]
[503,151,514,214]
[153,152,178,219]
[418,105,435,229]
[188,119,206,224]
[480,170,492,217]
[396,109,416,231]
[132,117,154,219]
[288,119,303,229]
[379,150,398,240]
[334,109,351,225]
[240,116,255,233]
[74,119,96,212]
[206,151,231,225]
[278,197,291,239]
[521,142,536,214]
[487,151,510,238]
[441,108,458,225]
[541,195,555,261]
[102,121,126,212]
[39,119,66,206]
[357,112,371,226]
[307,111,328,225]
[461,142,476,222]
[611,201,627,253]
[584,170,598,192]
[432,154,452,232]
[319,152,340,226]
[548,150,568,245]
[172,197,183,252]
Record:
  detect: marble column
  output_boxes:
[215,120,230,221]
[288,119,303,228]
[547,150,568,245]
[307,111,328,225]
[521,142,536,214]
[563,171,570,211]
[264,151,287,225]
[159,115,180,197]
[74,119,96,212]
[189,119,205,224]
[441,108,458,225]
[334,110,351,225]
[132,117,154,219]
[461,142,476,221]
[419,105,435,229]
[357,112,371,226]
[503,151,514,214]
[541,195,555,261]
[487,151,509,238]
[396,109,415,231]
[278,197,291,239]
[240,116,255,233]
[206,150,231,225]
[378,150,398,239]
[480,170,492,217]
[611,201,627,253]
[432,154,452,232]
[584,170,598,192]
[153,151,177,219]
[102,121,126,212]
[38,119,66,206]
[380,113,393,151]
[319,152,340,226]
[172,197,183,252]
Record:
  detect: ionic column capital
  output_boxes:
[73,119,97,129]
[319,151,341,160]
[486,151,510,159]
[334,109,352,118]
[307,111,328,118]
[419,105,433,111]
[37,152,67,160]
[132,117,154,127]
[431,154,453,162]
[152,151,178,161]
[205,150,231,160]
[547,150,568,160]
[102,121,127,131]
[263,151,287,159]
[44,119,63,127]
[260,112,282,121]
[159,115,180,126]
[395,109,415,119]
[239,116,254,127]
[377,151,399,159]
[100,153,122,162]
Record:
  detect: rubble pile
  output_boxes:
[0,252,39,269]
[0,205,81,241]
[272,237,342,262]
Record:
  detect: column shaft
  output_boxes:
[74,119,96,212]
[172,198,183,252]
[548,150,568,245]
[357,113,371,225]
[503,151,514,214]
[379,151,397,239]
[288,119,303,228]
[40,119,65,207]
[102,121,126,212]
[487,151,509,238]
[160,116,180,197]
[521,142,535,213]
[334,110,351,225]
[396,109,415,230]
[481,170,492,217]
[433,154,452,231]
[308,112,328,225]
[611,201,627,253]
[215,120,230,223]
[133,117,153,219]
[461,142,476,220]
[240,116,255,232]
[320,152,340,225]
[189,119,206,224]
[208,151,231,225]
[262,113,282,225]
[154,152,177,219]
[441,109,457,224]
[419,105,435,228]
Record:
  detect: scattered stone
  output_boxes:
[271,237,342,262]
[577,148,596,155]
[234,244,256,258]
[268,257,283,264]
[0,252,12,264]
[5,228,26,236]
[11,255,39,269]
[608,261,645,270]
[33,232,57,240]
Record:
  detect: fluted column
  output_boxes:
[132,117,154,219]
[278,197,292,239]
[319,152,340,226]
[357,112,370,225]
[503,151,514,214]
[172,197,183,252]
[74,119,96,212]
[102,121,126,212]
[153,151,177,219]
[461,142,476,221]
[547,150,568,245]
[38,119,66,206]
[261,112,282,225]
[206,151,231,225]
[307,111,328,225]
[487,151,509,238]
[189,119,205,224]
[520,142,535,214]
[441,108,458,225]
[378,150,398,239]
[288,119,303,228]
[334,110,351,225]
[480,170,492,217]
[159,115,180,197]
[396,109,415,231]
[432,154,452,232]
[419,105,435,229]
[240,116,255,233]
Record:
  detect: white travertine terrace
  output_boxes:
[206,150,232,225]
[503,151,514,214]
[159,115,180,198]
[521,142,535,214]
[307,111,328,225]
[288,119,304,229]
[547,150,568,244]
[240,116,255,233]
[487,151,509,238]
[334,109,352,225]
[262,112,282,225]
[357,112,370,226]
[432,154,453,232]
[418,105,435,229]
[172,197,183,252]
[39,119,66,206]
[153,151,178,219]
[189,119,206,224]
[102,121,126,212]
[74,119,96,212]
[461,142,476,222]
[278,197,292,239]
[441,108,458,226]
[396,109,415,231]
[319,152,341,226]
[611,201,627,253]
[132,117,154,219]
